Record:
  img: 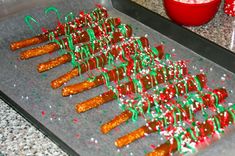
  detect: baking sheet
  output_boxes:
[0,0,235,155]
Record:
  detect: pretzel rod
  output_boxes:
[62,45,164,96]
[75,61,188,113]
[10,7,108,51]
[37,24,133,73]
[20,18,121,60]
[37,54,71,72]
[20,42,60,60]
[147,105,235,156]
[100,74,207,134]
[62,63,125,96]
[114,88,228,148]
[50,35,147,89]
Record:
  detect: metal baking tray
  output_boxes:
[1,0,235,155]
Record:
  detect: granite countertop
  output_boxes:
[1,1,235,156]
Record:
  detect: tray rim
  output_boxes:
[1,0,235,156]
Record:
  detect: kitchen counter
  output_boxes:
[0,99,67,155]
[1,1,235,156]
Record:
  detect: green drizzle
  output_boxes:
[227,108,235,123]
[210,92,225,112]
[118,24,127,37]
[86,29,96,41]
[151,47,159,57]
[132,78,143,93]
[44,6,62,22]
[186,127,197,141]
[101,72,111,88]
[128,107,139,122]
[165,53,171,60]
[174,135,183,152]
[193,76,202,91]
[65,12,75,23]
[24,15,40,33]
[214,117,224,133]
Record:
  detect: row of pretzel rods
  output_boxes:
[10,6,235,156]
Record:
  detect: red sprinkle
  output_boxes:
[41,111,46,117]
[150,144,156,149]
[75,134,80,139]
[73,118,79,124]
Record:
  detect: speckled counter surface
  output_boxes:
[0,99,67,156]
[1,1,235,156]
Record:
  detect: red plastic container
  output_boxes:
[163,0,221,26]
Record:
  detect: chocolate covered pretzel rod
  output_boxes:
[50,34,147,89]
[37,23,132,73]
[147,104,235,156]
[62,45,164,96]
[75,61,188,113]
[20,17,121,60]
[10,7,108,51]
[114,88,228,148]
[100,74,207,134]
